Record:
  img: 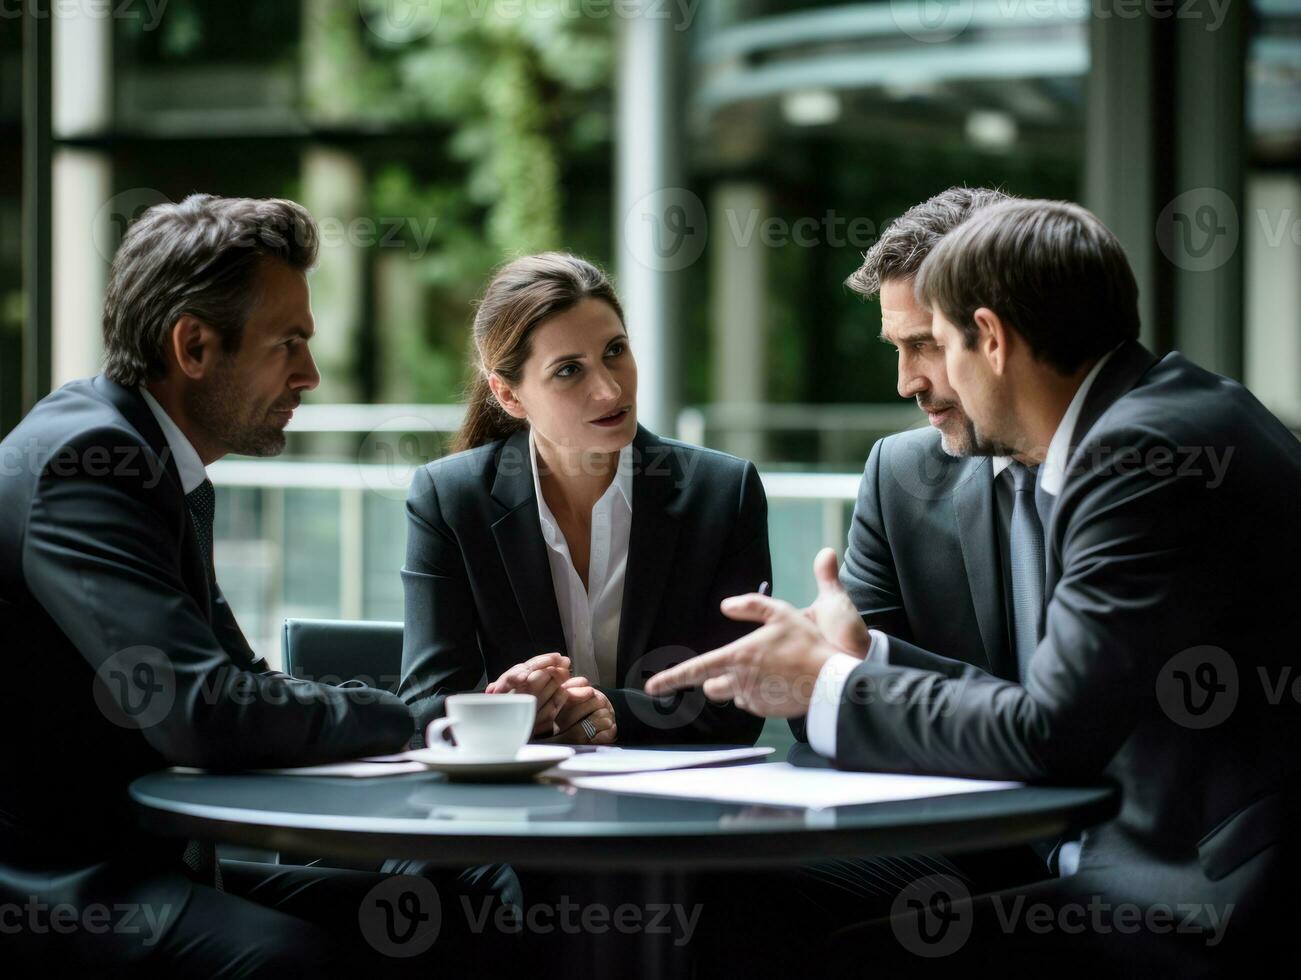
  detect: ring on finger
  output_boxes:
[581,718,598,742]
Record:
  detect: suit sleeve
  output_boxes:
[398,465,487,738]
[602,460,769,746]
[793,438,917,742]
[840,438,913,639]
[830,428,1207,782]
[21,430,414,770]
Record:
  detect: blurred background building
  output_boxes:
[4,0,1299,674]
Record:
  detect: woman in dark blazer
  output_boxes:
[399,252,769,746]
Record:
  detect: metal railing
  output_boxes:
[210,402,915,665]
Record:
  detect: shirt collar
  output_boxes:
[991,456,1011,478]
[138,387,208,494]
[528,428,633,535]
[1039,345,1121,497]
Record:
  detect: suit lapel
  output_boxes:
[490,429,568,657]
[95,375,213,620]
[951,458,1005,675]
[1043,340,1161,597]
[615,426,682,685]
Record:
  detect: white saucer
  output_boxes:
[409,745,575,782]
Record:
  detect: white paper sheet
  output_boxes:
[553,746,774,776]
[568,762,1021,809]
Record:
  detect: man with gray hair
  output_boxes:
[0,194,508,976]
[704,188,1048,973]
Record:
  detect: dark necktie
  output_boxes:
[181,478,223,889]
[1008,462,1046,683]
[185,478,217,583]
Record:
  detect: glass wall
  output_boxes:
[8,0,1298,668]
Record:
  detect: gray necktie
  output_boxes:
[1008,462,1045,682]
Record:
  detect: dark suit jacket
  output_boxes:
[398,424,769,745]
[829,341,1301,921]
[842,425,1014,678]
[791,427,1013,742]
[0,376,413,872]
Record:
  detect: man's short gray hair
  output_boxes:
[102,194,319,387]
[845,186,1012,298]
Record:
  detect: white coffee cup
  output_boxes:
[425,693,536,761]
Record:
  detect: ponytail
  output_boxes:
[452,373,526,454]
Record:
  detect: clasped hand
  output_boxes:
[485,652,617,744]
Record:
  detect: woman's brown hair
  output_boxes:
[453,252,625,453]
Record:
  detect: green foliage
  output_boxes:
[306,1,615,401]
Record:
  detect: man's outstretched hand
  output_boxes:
[645,549,869,718]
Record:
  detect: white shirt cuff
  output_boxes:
[806,630,889,759]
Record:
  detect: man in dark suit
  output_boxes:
[0,195,503,976]
[649,198,1301,973]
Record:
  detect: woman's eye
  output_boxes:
[556,364,578,379]
[606,342,625,357]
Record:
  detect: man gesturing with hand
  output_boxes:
[647,548,870,721]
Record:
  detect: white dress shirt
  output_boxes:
[529,428,633,687]
[1038,346,1119,497]
[807,356,1122,876]
[139,387,207,494]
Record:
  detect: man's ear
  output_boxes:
[168,315,220,381]
[971,307,1009,376]
[486,372,528,420]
